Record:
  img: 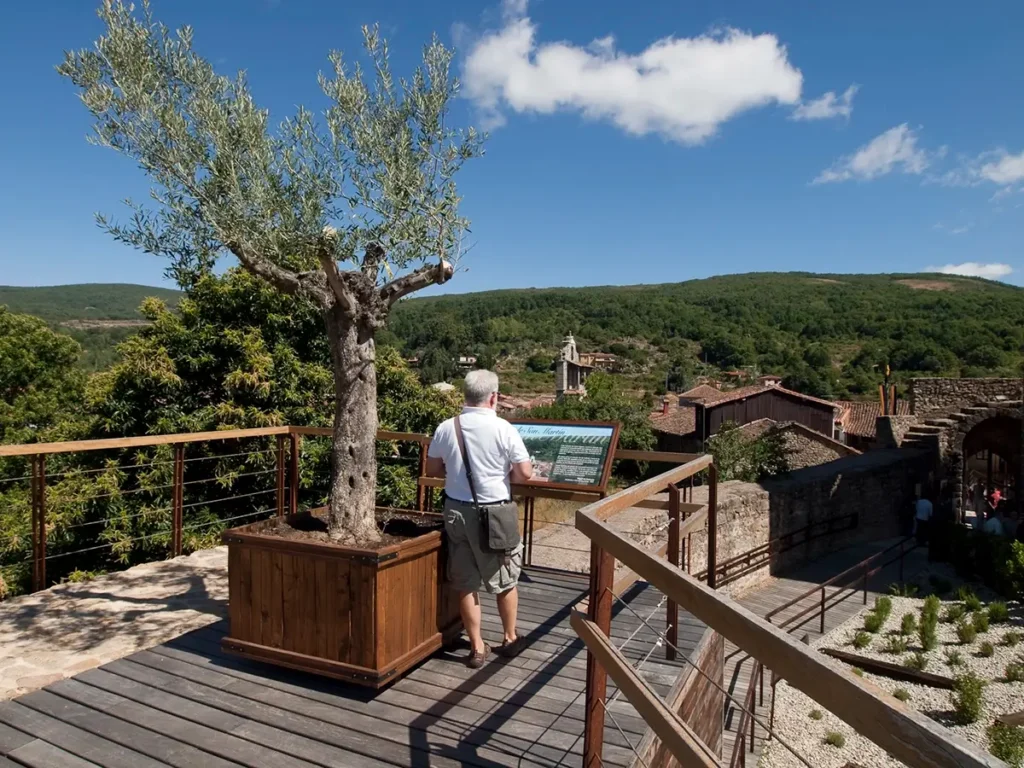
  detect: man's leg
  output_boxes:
[459,591,486,653]
[496,585,518,644]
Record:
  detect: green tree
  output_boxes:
[59,2,483,543]
[526,353,552,373]
[707,421,789,482]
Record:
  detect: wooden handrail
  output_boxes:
[574,506,1002,768]
[0,426,293,457]
[571,611,722,768]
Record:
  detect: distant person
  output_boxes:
[913,492,933,545]
[426,370,533,669]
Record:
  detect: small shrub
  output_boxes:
[893,687,911,703]
[1003,631,1022,648]
[955,584,977,602]
[951,671,985,724]
[883,635,909,654]
[973,610,990,633]
[919,622,938,652]
[988,722,1024,768]
[809,709,824,720]
[851,631,872,650]
[1005,660,1024,683]
[889,582,919,597]
[823,731,846,748]
[989,601,1010,623]
[851,666,865,677]
[904,652,928,671]
[900,613,917,636]
[957,619,978,645]
[965,593,983,612]
[864,612,884,634]
[943,604,966,624]
[945,649,964,667]
[979,641,995,658]
[929,575,952,594]
[922,594,941,621]
[874,596,893,620]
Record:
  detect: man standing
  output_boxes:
[427,370,534,668]
[913,491,933,545]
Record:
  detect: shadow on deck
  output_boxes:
[0,567,705,768]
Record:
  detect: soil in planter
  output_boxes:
[260,508,444,548]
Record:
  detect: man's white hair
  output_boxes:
[464,369,499,406]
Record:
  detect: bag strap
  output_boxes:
[453,416,481,508]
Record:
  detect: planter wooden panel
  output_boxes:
[221,513,461,688]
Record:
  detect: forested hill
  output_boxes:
[387,272,1024,398]
[0,284,180,323]
[0,284,181,370]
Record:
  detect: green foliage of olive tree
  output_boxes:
[59,1,483,542]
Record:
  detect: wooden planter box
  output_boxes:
[221,513,461,688]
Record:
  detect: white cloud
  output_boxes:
[791,85,858,121]
[462,1,804,143]
[978,150,1024,185]
[925,262,1012,279]
[813,124,930,184]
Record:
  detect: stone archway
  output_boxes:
[946,403,1023,524]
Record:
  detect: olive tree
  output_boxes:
[58,1,483,543]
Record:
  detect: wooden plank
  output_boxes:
[613,450,701,464]
[578,455,712,524]
[0,720,33,752]
[820,649,955,689]
[997,710,1024,727]
[6,740,102,768]
[572,611,721,768]
[575,509,1004,768]
[0,427,291,457]
[0,702,166,768]
[15,689,240,768]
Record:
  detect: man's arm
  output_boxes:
[510,460,533,484]
[507,426,533,484]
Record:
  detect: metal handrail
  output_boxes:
[729,659,763,768]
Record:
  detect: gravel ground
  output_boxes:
[760,563,1024,768]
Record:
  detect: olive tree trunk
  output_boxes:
[324,305,380,543]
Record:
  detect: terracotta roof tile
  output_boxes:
[650,405,697,436]
[838,400,911,438]
[678,384,728,404]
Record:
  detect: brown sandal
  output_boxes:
[467,645,491,669]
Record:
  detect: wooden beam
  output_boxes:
[612,541,670,598]
[631,498,705,515]
[613,449,701,464]
[678,507,708,538]
[574,509,1003,768]
[576,455,712,524]
[571,611,722,768]
[0,426,292,457]
[820,649,955,689]
[996,710,1024,727]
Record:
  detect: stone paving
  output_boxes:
[0,546,227,700]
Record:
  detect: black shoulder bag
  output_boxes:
[454,416,521,554]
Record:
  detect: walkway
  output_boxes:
[0,567,705,768]
[721,538,929,763]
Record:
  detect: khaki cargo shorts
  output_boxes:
[443,498,523,594]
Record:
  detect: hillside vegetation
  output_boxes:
[388,272,1024,399]
[0,284,181,369]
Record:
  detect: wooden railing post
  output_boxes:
[416,442,427,512]
[820,586,826,634]
[171,444,184,557]
[707,464,718,589]
[583,542,614,768]
[276,434,287,518]
[666,484,681,661]
[288,433,300,516]
[30,455,46,592]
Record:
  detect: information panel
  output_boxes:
[510,419,620,492]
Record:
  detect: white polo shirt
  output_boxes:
[428,407,530,504]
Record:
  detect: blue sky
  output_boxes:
[1,0,1022,292]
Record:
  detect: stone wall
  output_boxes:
[910,378,1022,415]
[681,448,930,594]
[876,415,919,448]
[644,628,725,766]
[777,423,859,470]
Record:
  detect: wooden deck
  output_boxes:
[0,567,705,768]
